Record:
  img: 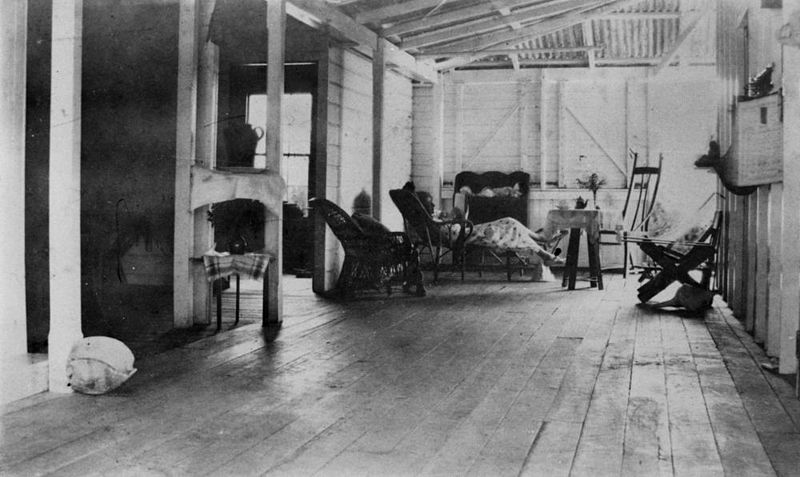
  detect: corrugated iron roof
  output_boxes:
[323,0,714,70]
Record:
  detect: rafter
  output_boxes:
[429,0,641,69]
[652,9,706,75]
[286,0,437,83]
[416,45,603,57]
[400,0,599,51]
[356,0,450,24]
[382,0,544,38]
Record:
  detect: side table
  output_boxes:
[546,209,604,290]
[202,252,272,331]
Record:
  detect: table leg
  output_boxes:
[563,228,581,290]
[215,279,222,333]
[235,274,240,326]
[268,272,274,328]
[587,239,603,290]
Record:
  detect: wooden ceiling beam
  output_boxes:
[401,0,601,50]
[416,45,603,57]
[356,0,451,24]
[286,0,437,83]
[382,0,544,38]
[287,0,377,48]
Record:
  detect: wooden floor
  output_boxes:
[2,272,799,476]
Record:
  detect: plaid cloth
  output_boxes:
[202,252,272,282]
[545,209,603,243]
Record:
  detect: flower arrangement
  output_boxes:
[576,172,606,208]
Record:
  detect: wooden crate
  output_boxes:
[732,93,783,186]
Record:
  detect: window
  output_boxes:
[246,93,312,212]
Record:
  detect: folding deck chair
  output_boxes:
[627,210,723,303]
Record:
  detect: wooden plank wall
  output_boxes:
[716,0,797,373]
[380,70,413,231]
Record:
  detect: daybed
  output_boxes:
[453,171,562,280]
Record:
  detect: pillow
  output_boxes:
[478,187,495,198]
[67,336,137,395]
[352,212,390,238]
[458,185,473,196]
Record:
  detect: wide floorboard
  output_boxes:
[1,273,798,476]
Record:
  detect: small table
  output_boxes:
[202,252,272,331]
[546,209,604,290]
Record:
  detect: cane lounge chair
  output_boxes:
[389,189,473,282]
[311,198,424,298]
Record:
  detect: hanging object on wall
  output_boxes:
[694,141,756,196]
[777,9,800,48]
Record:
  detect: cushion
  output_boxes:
[67,336,137,395]
[352,213,391,238]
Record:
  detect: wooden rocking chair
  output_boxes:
[627,210,723,303]
[311,198,425,298]
[599,150,663,277]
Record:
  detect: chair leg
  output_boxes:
[433,245,441,283]
[623,241,628,278]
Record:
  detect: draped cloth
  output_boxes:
[462,217,547,253]
[202,251,272,282]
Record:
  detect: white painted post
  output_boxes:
[519,81,529,171]
[265,0,285,324]
[539,73,549,189]
[173,0,199,328]
[431,74,445,204]
[455,82,464,174]
[372,40,384,221]
[779,17,800,374]
[192,0,218,326]
[0,0,31,402]
[48,0,84,393]
[557,80,565,187]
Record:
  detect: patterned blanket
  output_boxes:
[202,251,272,282]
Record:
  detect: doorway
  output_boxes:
[219,62,317,279]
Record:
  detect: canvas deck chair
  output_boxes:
[627,210,723,303]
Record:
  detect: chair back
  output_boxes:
[622,150,663,234]
[389,189,438,246]
[310,198,364,245]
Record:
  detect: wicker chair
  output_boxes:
[311,198,425,298]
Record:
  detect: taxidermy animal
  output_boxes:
[648,285,716,313]
[694,140,756,196]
